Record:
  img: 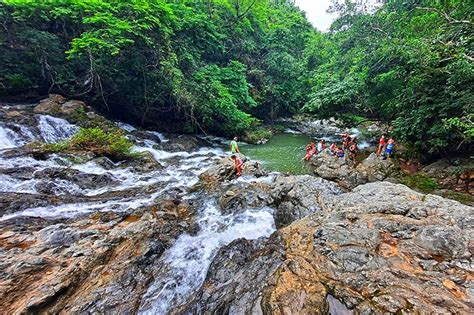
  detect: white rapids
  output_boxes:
[0,126,24,149]
[138,200,275,314]
[37,115,79,143]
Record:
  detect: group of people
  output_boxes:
[376,135,396,158]
[228,132,397,178]
[303,133,396,162]
[303,133,360,161]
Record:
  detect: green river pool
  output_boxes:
[239,133,313,175]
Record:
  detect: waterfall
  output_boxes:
[37,115,78,143]
[139,200,275,314]
[1,111,276,314]
[0,126,21,150]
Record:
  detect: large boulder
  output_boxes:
[34,95,89,117]
[217,174,342,228]
[355,152,396,182]
[270,175,342,228]
[311,152,396,189]
[185,182,473,314]
[310,151,367,189]
[130,130,162,143]
[34,94,66,114]
[199,155,268,190]
[180,237,286,314]
[123,151,163,173]
[218,181,274,215]
[60,100,87,115]
[157,134,205,152]
[0,199,196,314]
[34,167,119,191]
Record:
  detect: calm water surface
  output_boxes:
[240,133,313,174]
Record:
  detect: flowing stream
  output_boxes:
[139,201,275,313]
[0,109,278,313]
[0,106,366,313]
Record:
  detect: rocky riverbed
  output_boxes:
[0,96,472,314]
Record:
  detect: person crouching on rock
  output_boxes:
[336,147,345,158]
[329,142,337,155]
[303,142,317,161]
[231,155,243,177]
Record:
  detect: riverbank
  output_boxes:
[0,95,472,313]
[241,116,472,205]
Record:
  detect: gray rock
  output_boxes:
[179,237,285,314]
[122,151,162,173]
[34,94,65,114]
[34,167,118,190]
[270,175,342,228]
[60,100,86,115]
[187,181,473,314]
[199,156,268,190]
[310,152,396,189]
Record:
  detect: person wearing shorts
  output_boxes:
[230,137,240,153]
[385,138,395,158]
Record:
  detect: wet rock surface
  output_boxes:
[199,155,268,190]
[270,175,342,228]
[189,181,473,314]
[2,98,473,314]
[34,167,119,190]
[180,237,286,314]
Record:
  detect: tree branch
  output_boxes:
[416,7,474,26]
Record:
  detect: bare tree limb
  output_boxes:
[417,7,474,26]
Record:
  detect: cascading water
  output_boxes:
[0,126,23,149]
[1,109,278,314]
[139,200,275,314]
[37,115,79,143]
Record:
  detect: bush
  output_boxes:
[46,127,137,161]
[243,128,273,144]
[402,174,439,193]
[270,124,287,134]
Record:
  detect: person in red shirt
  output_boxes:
[377,135,386,156]
[303,142,317,161]
[231,155,243,176]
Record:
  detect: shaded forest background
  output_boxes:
[0,0,472,158]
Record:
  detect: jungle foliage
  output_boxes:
[0,0,472,157]
[304,0,473,157]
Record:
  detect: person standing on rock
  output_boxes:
[336,147,345,158]
[377,134,386,156]
[230,137,240,154]
[384,138,396,159]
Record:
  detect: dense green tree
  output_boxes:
[0,0,472,157]
[0,0,311,135]
[303,0,473,158]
